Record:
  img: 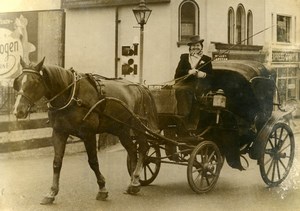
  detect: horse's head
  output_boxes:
[13,57,46,119]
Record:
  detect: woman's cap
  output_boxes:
[187,35,204,46]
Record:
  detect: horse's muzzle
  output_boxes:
[13,109,29,119]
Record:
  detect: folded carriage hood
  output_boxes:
[212,60,272,81]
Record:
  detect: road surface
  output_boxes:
[0,136,300,211]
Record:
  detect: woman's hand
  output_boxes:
[196,71,206,78]
[188,69,206,78]
[188,68,198,75]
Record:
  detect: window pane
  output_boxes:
[278,68,286,78]
[181,23,194,35]
[228,9,234,44]
[278,79,287,102]
[180,2,196,41]
[288,78,296,98]
[277,15,291,42]
[181,3,195,22]
[247,11,253,45]
[236,10,242,43]
[288,68,297,77]
[236,6,245,44]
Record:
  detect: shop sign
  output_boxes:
[213,53,228,61]
[272,51,299,62]
[0,14,37,79]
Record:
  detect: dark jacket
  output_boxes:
[174,54,212,90]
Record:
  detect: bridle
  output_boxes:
[16,68,84,112]
[15,69,43,110]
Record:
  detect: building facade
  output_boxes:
[1,0,300,112]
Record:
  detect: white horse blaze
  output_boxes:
[13,75,27,114]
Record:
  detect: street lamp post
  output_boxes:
[132,0,152,84]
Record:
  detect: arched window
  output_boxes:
[247,10,253,45]
[179,0,199,43]
[228,7,235,44]
[236,4,246,44]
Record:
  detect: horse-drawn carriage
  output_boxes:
[13,58,295,204]
[127,60,295,193]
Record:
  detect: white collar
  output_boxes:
[189,54,202,68]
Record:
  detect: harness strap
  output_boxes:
[47,70,84,111]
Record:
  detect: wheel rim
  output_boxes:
[127,144,161,186]
[259,123,295,186]
[187,141,222,193]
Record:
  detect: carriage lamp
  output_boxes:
[132,0,152,83]
[213,89,226,124]
[213,89,226,108]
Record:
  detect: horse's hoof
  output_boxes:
[126,185,141,195]
[96,191,108,201]
[40,196,55,205]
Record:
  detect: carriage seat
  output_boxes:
[149,85,178,114]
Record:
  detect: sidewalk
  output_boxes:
[0,112,299,158]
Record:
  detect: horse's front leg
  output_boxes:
[40,130,68,205]
[83,133,108,200]
[127,136,149,195]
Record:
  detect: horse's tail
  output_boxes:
[140,85,159,133]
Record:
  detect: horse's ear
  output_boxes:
[20,56,27,68]
[35,57,45,71]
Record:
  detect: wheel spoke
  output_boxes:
[266,158,274,176]
[279,127,284,141]
[276,160,281,181]
[147,150,156,157]
[264,154,272,166]
[143,166,148,180]
[278,158,288,172]
[271,159,276,182]
[146,163,154,175]
[278,133,289,150]
[208,150,216,163]
[274,130,278,147]
[205,176,210,186]
[194,173,204,187]
[205,147,209,162]
[192,168,203,174]
[279,143,291,153]
[194,172,202,184]
[200,174,204,187]
[268,138,275,149]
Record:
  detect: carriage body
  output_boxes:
[141,60,295,193]
[151,60,277,156]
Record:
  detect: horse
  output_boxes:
[13,57,159,204]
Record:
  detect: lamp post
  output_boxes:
[132,0,152,84]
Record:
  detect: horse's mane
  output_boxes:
[41,65,73,92]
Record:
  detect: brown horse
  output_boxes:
[13,57,158,204]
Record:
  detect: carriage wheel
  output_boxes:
[127,143,161,186]
[187,140,223,193]
[259,122,295,187]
